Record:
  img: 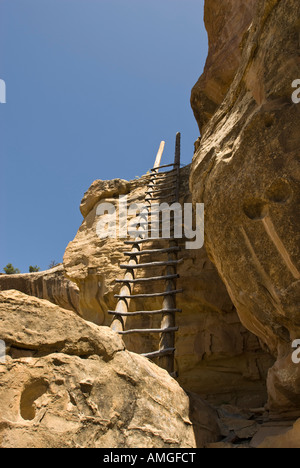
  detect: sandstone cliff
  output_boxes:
[190,0,300,419]
[191,0,257,133]
[0,265,79,315]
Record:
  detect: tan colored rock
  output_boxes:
[80,178,131,218]
[64,175,150,325]
[64,166,274,407]
[190,0,300,414]
[191,0,258,133]
[250,422,294,448]
[0,265,79,314]
[0,290,124,359]
[0,290,219,448]
[258,419,300,448]
[267,353,300,419]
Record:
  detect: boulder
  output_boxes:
[0,290,219,448]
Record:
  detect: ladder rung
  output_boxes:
[145,200,177,205]
[151,164,175,171]
[118,327,178,335]
[150,170,176,177]
[120,259,183,269]
[115,274,179,283]
[150,171,176,177]
[124,247,180,256]
[135,214,183,222]
[146,190,176,197]
[124,238,179,245]
[145,195,176,201]
[147,185,177,194]
[114,289,183,299]
[144,204,177,208]
[125,236,184,243]
[108,308,182,317]
[141,348,176,359]
[149,176,176,183]
[148,180,177,187]
[129,223,182,229]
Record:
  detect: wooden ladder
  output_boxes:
[109,133,183,376]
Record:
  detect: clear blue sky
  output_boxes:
[0,0,207,273]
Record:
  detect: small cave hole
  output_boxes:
[243,199,269,220]
[20,380,48,421]
[265,179,293,204]
[264,114,275,128]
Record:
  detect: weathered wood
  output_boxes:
[158,132,181,374]
[107,308,182,316]
[147,184,177,193]
[124,238,179,245]
[124,247,180,256]
[151,163,174,171]
[118,327,178,335]
[147,186,177,194]
[149,170,176,178]
[141,348,175,359]
[149,176,176,183]
[115,274,179,284]
[120,259,183,269]
[153,141,165,169]
[145,194,176,201]
[134,217,182,226]
[174,132,181,207]
[114,289,183,299]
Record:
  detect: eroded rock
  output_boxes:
[0,265,79,314]
[0,290,219,448]
[191,0,258,133]
[258,419,300,448]
[0,290,124,360]
[190,0,300,415]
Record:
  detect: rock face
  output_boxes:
[0,265,79,315]
[0,290,219,448]
[190,0,300,416]
[258,419,300,449]
[64,167,274,408]
[191,0,258,133]
[64,175,150,325]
